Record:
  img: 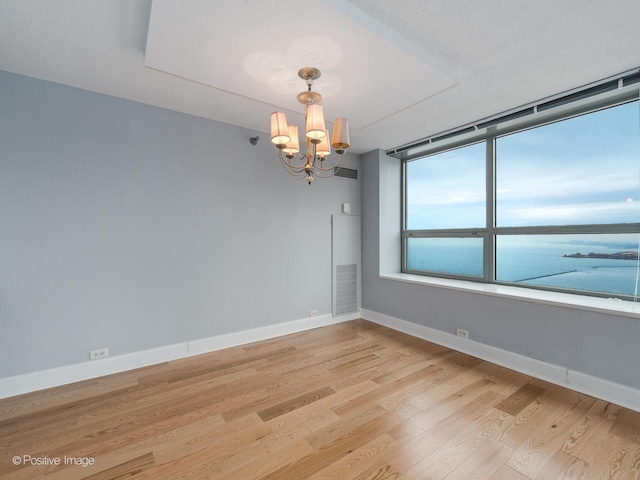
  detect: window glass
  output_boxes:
[403,99,640,298]
[405,143,486,229]
[496,234,640,296]
[407,237,483,277]
[496,103,640,227]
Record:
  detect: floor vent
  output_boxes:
[334,166,358,180]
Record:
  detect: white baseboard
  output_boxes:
[361,308,640,413]
[4,309,638,413]
[0,312,359,399]
[0,343,189,400]
[187,312,354,355]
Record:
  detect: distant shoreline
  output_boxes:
[563,251,638,260]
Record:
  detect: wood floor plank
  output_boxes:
[559,403,612,461]
[402,407,511,480]
[355,462,401,480]
[80,452,155,480]
[533,450,588,480]
[262,410,407,480]
[388,390,505,474]
[166,346,298,384]
[257,385,336,421]
[496,382,547,416]
[259,338,381,375]
[218,369,334,422]
[328,351,422,391]
[332,364,441,418]
[0,378,138,422]
[305,433,400,480]
[388,380,505,445]
[491,394,547,451]
[306,403,388,449]
[370,348,452,386]
[1,319,639,480]
[199,436,316,480]
[431,352,483,384]
[328,353,383,373]
[151,412,268,466]
[489,464,532,480]
[504,389,596,479]
[378,362,521,413]
[611,406,640,444]
[441,438,514,480]
[408,363,506,411]
[581,435,640,479]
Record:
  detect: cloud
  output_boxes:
[406,100,640,229]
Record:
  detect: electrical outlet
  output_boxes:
[90,348,109,360]
[456,328,469,339]
[310,310,319,318]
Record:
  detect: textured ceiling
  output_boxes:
[0,0,639,154]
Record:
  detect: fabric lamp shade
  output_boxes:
[271,112,290,145]
[331,117,350,150]
[305,104,326,140]
[316,130,331,157]
[282,125,300,154]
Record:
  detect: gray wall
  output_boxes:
[0,71,360,378]
[4,67,637,392]
[362,149,640,390]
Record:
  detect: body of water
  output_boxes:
[407,237,640,297]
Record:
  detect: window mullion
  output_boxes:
[486,136,496,283]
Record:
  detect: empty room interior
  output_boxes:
[1,1,640,479]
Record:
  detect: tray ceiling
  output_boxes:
[144,0,457,130]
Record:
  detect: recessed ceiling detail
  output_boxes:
[144,0,458,130]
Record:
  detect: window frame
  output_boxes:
[400,82,640,300]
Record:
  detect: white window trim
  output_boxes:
[380,272,640,319]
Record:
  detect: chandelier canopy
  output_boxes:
[270,67,350,185]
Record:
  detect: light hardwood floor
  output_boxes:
[1,319,639,479]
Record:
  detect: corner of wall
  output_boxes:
[378,151,402,275]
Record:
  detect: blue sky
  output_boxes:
[406,100,640,230]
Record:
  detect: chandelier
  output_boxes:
[270,67,350,185]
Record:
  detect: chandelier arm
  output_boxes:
[311,162,340,172]
[279,160,308,179]
[314,157,342,178]
[283,170,308,180]
[312,166,341,179]
[310,154,342,172]
[280,157,307,176]
[279,152,310,173]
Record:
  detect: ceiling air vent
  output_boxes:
[334,167,358,180]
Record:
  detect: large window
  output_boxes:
[402,87,640,299]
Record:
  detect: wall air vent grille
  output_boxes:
[335,264,357,315]
[334,167,358,180]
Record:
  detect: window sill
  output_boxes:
[380,273,640,319]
